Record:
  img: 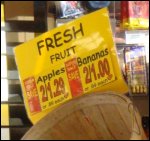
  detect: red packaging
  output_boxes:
[121,1,149,29]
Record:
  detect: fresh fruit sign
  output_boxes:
[14,8,128,124]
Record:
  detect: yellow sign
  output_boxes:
[1,104,9,126]
[1,4,5,26]
[14,8,128,124]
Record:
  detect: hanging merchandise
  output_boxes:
[14,8,128,124]
[55,1,84,18]
[83,1,110,12]
[124,45,148,95]
[121,1,149,30]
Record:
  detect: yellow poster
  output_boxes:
[14,8,128,124]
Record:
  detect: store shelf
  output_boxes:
[8,80,21,94]
[4,21,47,32]
[1,1,48,140]
[7,42,23,47]
[8,94,23,103]
[7,71,19,80]
[9,127,30,140]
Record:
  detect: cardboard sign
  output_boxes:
[14,8,128,124]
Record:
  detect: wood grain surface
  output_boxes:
[22,92,147,140]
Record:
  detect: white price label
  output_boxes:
[125,31,147,44]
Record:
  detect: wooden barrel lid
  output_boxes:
[22,92,146,140]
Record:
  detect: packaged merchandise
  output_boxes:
[83,1,110,11]
[121,1,149,30]
[124,45,148,95]
[56,1,84,18]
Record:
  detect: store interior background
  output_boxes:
[1,1,149,140]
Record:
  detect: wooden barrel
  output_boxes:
[22,92,147,140]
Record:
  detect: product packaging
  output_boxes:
[121,1,149,30]
[124,45,148,95]
[55,1,84,18]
